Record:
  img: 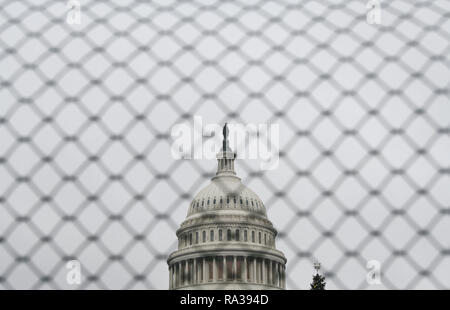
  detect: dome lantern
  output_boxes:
[215,123,237,178]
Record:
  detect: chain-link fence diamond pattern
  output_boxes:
[0,0,450,289]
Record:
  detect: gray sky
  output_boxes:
[0,0,449,289]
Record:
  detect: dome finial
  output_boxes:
[215,122,237,177]
[222,122,229,151]
[223,122,228,139]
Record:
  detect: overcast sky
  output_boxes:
[0,0,449,289]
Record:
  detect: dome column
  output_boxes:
[169,265,172,289]
[280,264,283,288]
[253,258,257,283]
[172,265,176,287]
[278,263,282,287]
[193,258,197,284]
[243,256,248,283]
[274,263,278,286]
[222,256,226,280]
[269,261,273,285]
[197,259,201,283]
[268,260,272,285]
[174,264,177,287]
[175,263,178,287]
[213,257,217,282]
[276,263,280,287]
[202,258,207,283]
[179,262,183,286]
[262,259,266,284]
[233,256,237,281]
[179,262,182,287]
[184,261,188,285]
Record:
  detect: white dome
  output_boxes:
[188,175,267,217]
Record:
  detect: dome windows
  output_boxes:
[179,227,274,249]
[190,197,266,215]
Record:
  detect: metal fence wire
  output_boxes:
[1,0,450,289]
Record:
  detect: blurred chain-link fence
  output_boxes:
[1,0,450,289]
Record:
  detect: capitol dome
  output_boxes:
[168,124,286,290]
[187,174,267,217]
